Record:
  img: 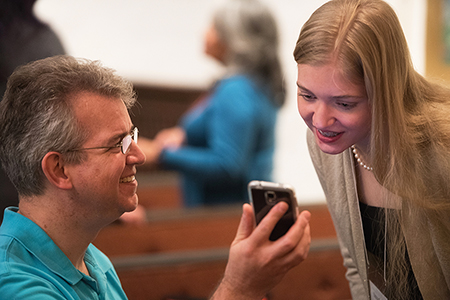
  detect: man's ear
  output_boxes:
[41,152,73,190]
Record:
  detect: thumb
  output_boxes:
[232,204,255,245]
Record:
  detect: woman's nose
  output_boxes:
[312,103,335,129]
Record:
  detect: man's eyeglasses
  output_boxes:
[68,126,138,155]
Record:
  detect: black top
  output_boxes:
[359,201,423,299]
[0,0,65,224]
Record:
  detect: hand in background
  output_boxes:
[138,137,163,165]
[211,202,311,300]
[154,126,186,150]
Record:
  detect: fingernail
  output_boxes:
[277,201,288,210]
[302,211,311,222]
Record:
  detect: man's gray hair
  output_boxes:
[0,55,136,197]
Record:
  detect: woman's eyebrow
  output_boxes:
[296,82,308,90]
[296,82,314,94]
[296,82,364,100]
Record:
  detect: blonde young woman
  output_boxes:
[294,0,450,299]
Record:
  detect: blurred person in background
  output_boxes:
[139,0,285,207]
[0,0,66,223]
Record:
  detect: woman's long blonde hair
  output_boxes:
[294,0,450,297]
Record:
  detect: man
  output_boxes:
[0,55,311,299]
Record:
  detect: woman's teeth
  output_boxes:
[318,129,339,137]
[120,175,135,183]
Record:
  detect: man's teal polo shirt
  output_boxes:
[0,207,128,299]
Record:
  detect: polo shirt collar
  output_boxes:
[2,207,83,285]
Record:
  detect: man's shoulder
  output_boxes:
[0,258,72,299]
[0,209,36,268]
[0,229,69,292]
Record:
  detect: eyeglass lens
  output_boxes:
[121,127,138,154]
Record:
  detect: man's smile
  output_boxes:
[119,175,135,183]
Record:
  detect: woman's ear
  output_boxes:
[41,152,73,190]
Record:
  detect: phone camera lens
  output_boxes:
[265,191,277,204]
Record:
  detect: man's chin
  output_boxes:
[118,202,146,225]
[125,195,139,212]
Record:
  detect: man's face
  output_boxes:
[66,91,145,223]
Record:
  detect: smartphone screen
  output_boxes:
[248,181,298,241]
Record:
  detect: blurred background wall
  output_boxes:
[34,0,427,205]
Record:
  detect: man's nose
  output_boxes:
[127,141,146,165]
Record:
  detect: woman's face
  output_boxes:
[297,61,372,155]
[204,24,227,63]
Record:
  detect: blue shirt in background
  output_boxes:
[0,207,127,299]
[160,74,278,207]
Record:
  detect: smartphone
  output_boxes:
[248,180,298,241]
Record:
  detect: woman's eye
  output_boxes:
[337,102,356,109]
[299,93,315,101]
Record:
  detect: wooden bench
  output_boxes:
[94,204,338,257]
[135,171,183,210]
[113,240,350,300]
[93,204,350,300]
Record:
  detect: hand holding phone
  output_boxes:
[248,180,298,241]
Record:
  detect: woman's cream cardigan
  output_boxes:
[306,130,450,300]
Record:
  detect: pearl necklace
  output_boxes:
[351,145,373,171]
